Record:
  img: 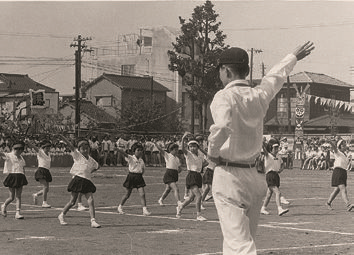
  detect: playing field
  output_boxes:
[1,166,354,255]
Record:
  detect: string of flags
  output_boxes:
[304,93,353,112]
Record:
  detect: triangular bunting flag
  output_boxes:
[335,100,340,108]
[339,101,345,109]
[315,96,319,104]
[306,94,311,102]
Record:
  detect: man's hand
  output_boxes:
[293,41,315,61]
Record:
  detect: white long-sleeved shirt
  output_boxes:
[37,149,51,169]
[208,54,297,163]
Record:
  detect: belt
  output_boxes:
[219,161,255,168]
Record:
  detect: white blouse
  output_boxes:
[333,150,350,170]
[163,152,181,170]
[185,150,204,173]
[125,154,145,174]
[37,149,51,169]
[3,152,26,174]
[70,149,99,181]
[264,153,282,174]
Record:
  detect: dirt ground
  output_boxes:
[0,166,354,255]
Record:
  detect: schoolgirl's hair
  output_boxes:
[131,142,144,153]
[12,140,25,150]
[266,138,280,153]
[40,140,52,148]
[76,138,90,149]
[167,143,178,153]
[337,139,345,148]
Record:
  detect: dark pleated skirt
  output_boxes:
[186,171,202,189]
[331,167,347,187]
[67,176,96,194]
[202,168,214,185]
[3,173,28,188]
[163,169,179,184]
[266,171,280,187]
[123,172,146,189]
[35,167,52,182]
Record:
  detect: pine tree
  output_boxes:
[168,0,228,133]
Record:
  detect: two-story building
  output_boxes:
[82,73,170,120]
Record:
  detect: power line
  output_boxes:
[223,20,354,32]
[0,31,73,39]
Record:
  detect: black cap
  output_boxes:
[218,47,249,68]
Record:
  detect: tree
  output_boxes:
[168,0,228,134]
[119,99,183,133]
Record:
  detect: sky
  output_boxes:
[0,1,353,94]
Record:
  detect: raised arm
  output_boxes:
[262,142,269,156]
[293,41,315,61]
[25,139,39,153]
[153,141,164,154]
[327,140,338,153]
[58,134,75,152]
[198,147,208,156]
[181,132,190,155]
[116,147,128,158]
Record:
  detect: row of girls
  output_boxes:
[0,132,214,227]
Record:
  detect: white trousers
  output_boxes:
[212,166,267,255]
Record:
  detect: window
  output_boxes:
[121,65,135,76]
[96,96,112,107]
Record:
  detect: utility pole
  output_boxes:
[150,76,153,102]
[247,48,263,85]
[71,35,92,138]
[287,76,292,133]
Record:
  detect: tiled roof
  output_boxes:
[252,72,353,88]
[289,71,354,88]
[64,99,116,124]
[0,73,56,93]
[85,73,170,92]
[304,114,354,127]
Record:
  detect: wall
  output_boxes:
[85,79,122,118]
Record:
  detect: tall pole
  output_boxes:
[247,48,263,86]
[250,48,253,84]
[71,35,91,138]
[287,76,292,133]
[150,76,153,102]
[75,50,80,138]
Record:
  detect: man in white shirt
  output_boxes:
[207,42,314,255]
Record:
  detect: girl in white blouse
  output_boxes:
[260,138,289,216]
[176,132,208,221]
[0,140,28,219]
[57,135,101,228]
[27,140,52,208]
[117,142,151,216]
[326,139,354,211]
[155,141,182,207]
